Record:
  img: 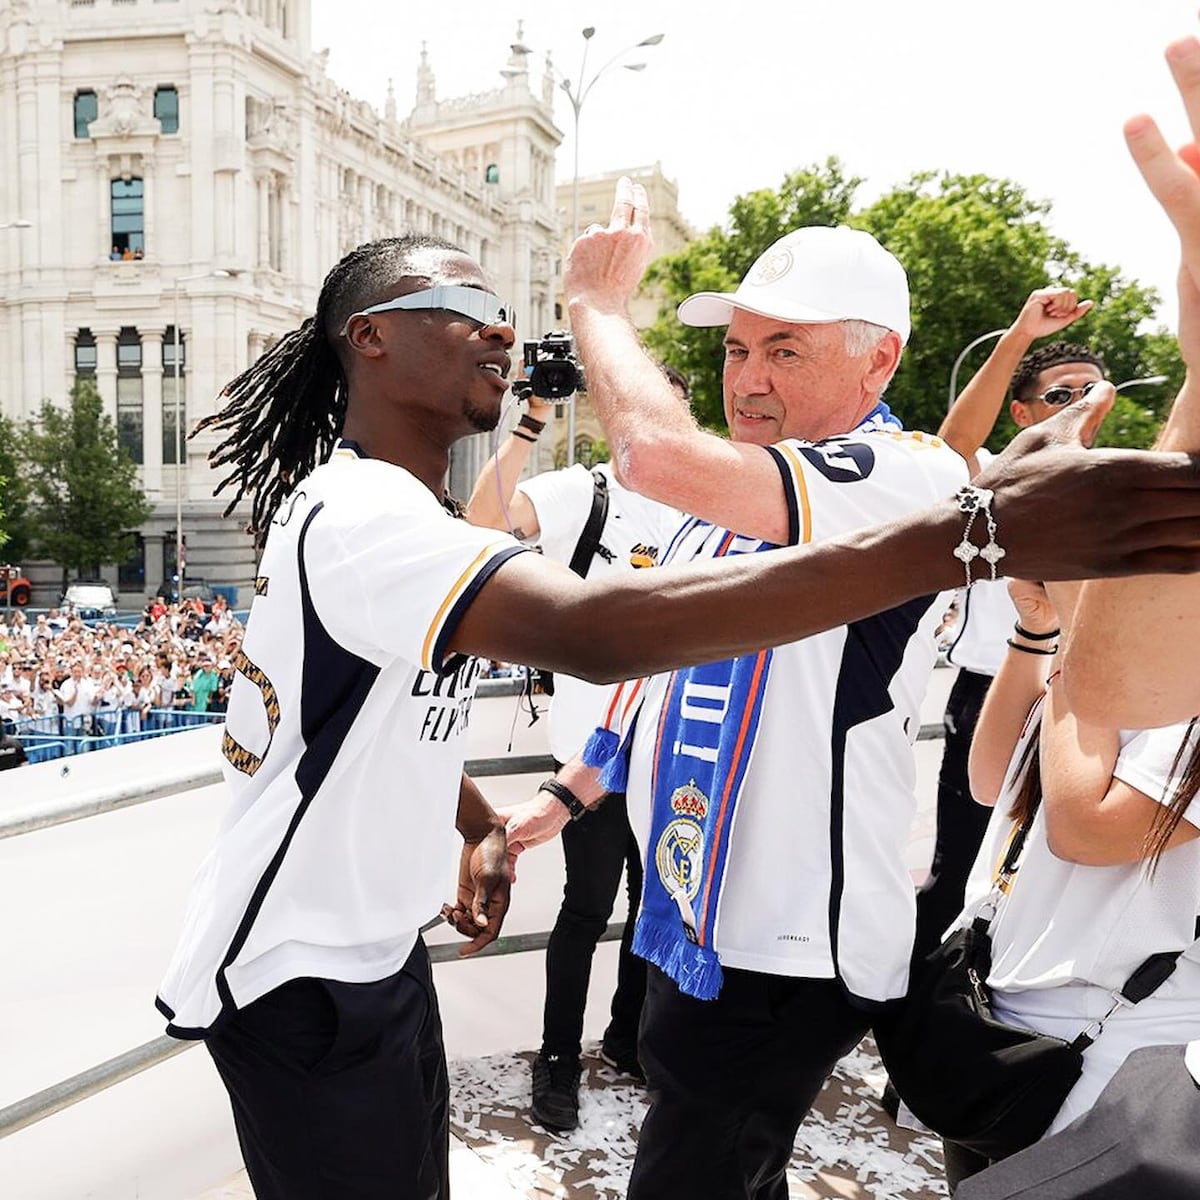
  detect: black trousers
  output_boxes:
[542,785,646,1059]
[206,939,448,1200]
[913,667,995,964]
[628,963,870,1200]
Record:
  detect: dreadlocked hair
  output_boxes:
[194,232,464,544]
[1010,341,1106,402]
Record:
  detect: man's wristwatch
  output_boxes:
[539,777,587,821]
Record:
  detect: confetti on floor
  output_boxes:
[448,1037,949,1199]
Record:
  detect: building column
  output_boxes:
[278,177,292,276]
[98,167,111,260]
[141,326,165,498]
[256,174,270,267]
[93,326,118,421]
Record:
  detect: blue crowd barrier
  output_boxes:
[6,709,224,764]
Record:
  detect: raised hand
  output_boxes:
[1012,287,1093,341]
[562,175,654,316]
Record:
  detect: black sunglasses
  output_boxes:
[1030,380,1103,407]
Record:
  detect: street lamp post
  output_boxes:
[171,270,230,597]
[947,329,1008,411]
[1115,374,1169,392]
[560,26,663,465]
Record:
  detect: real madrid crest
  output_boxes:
[748,245,793,286]
[654,780,710,902]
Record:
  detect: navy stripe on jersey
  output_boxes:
[165,503,383,1037]
[765,445,801,546]
[428,545,526,672]
[827,593,938,1010]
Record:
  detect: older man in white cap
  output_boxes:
[507,188,969,1196]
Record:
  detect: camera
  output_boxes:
[519,330,587,400]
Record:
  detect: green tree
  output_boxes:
[643,164,1180,447]
[19,378,150,586]
[0,414,33,562]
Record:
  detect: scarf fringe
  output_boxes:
[582,726,630,793]
[633,912,724,1001]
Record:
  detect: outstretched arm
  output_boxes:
[450,388,1200,684]
[1065,33,1200,729]
[938,289,1092,476]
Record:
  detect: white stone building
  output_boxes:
[0,0,563,605]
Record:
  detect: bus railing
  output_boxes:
[0,700,948,1141]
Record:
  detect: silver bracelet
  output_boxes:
[952,485,1006,586]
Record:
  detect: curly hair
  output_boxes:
[1010,341,1106,403]
[193,234,463,542]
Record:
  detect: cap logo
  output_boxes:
[748,246,793,286]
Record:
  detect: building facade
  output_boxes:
[0,0,564,605]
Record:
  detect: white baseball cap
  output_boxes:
[676,225,911,345]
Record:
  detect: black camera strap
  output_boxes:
[567,470,610,579]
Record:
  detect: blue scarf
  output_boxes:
[582,403,902,1000]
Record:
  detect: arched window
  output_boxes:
[485,163,500,185]
[74,328,97,378]
[111,178,144,257]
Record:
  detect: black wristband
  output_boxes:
[1006,638,1058,656]
[510,429,538,443]
[539,776,587,821]
[1013,623,1060,642]
[518,413,546,434]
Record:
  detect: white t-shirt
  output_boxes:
[961,709,1200,1133]
[620,429,968,1004]
[157,444,526,1036]
[518,462,682,763]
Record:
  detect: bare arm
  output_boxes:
[967,581,1060,807]
[1040,673,1200,864]
[938,289,1092,475]
[463,396,555,538]
[1065,39,1200,727]
[449,391,1200,682]
[563,178,792,545]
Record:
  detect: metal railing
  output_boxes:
[5,709,225,765]
[0,689,949,1141]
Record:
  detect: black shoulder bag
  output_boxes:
[874,797,1185,1162]
[536,470,609,698]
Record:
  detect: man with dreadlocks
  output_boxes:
[157,215,1200,1199]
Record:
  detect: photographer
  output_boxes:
[465,360,687,1133]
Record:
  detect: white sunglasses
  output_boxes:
[341,285,514,335]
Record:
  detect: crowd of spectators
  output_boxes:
[0,593,243,756]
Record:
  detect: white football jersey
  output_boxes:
[157,443,526,1035]
[623,429,968,1005]
[518,462,682,763]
